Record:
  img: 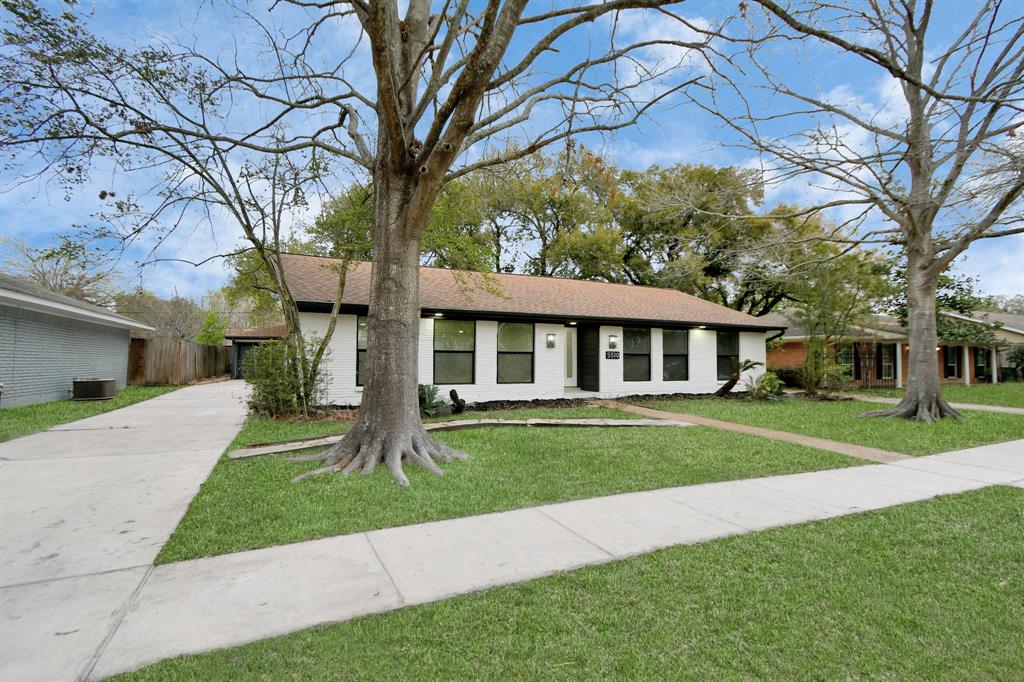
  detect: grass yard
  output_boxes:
[157,424,860,563]
[854,382,1024,409]
[119,486,1024,681]
[642,397,1024,456]
[231,405,638,449]
[0,385,180,442]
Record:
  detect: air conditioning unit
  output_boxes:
[72,377,117,401]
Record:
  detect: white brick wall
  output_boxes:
[301,312,767,406]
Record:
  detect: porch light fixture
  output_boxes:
[546,333,557,348]
[608,334,618,349]
[568,321,577,326]
[434,312,444,318]
[698,325,707,329]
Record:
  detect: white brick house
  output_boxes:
[283,254,783,406]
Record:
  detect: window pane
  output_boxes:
[623,354,650,381]
[717,355,737,381]
[624,328,650,353]
[498,353,533,383]
[717,331,739,355]
[434,352,474,384]
[357,316,368,350]
[497,322,533,352]
[663,354,688,381]
[663,329,688,354]
[434,320,475,351]
[356,349,366,386]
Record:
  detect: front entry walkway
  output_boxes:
[0,381,250,682]
[595,400,908,463]
[87,439,1022,679]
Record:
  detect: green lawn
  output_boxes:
[854,382,1024,409]
[157,424,859,563]
[231,405,638,449]
[642,397,1024,456]
[0,385,180,442]
[119,486,1024,681]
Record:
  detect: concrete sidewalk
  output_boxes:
[847,393,1024,416]
[0,381,250,682]
[87,438,1023,680]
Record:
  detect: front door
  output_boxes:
[564,327,577,387]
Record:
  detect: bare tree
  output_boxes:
[693,0,1024,421]
[1,236,121,306]
[2,0,709,484]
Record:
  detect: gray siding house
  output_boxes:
[0,274,152,408]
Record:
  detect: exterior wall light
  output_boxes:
[568,321,577,326]
[546,333,557,349]
[608,334,618,349]
[434,312,444,318]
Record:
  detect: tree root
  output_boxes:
[861,393,961,423]
[290,422,467,486]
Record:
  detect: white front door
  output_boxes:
[564,327,577,387]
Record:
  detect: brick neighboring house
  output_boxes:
[281,253,782,406]
[764,311,1021,388]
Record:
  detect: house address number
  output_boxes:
[605,351,620,359]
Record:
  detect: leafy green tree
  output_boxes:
[196,311,228,345]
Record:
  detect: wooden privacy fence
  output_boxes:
[128,337,230,385]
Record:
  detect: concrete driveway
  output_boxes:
[0,380,249,682]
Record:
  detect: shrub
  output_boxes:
[242,337,330,416]
[774,367,803,388]
[744,371,784,400]
[418,384,444,413]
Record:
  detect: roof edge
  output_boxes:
[0,288,154,331]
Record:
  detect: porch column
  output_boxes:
[895,342,903,388]
[963,344,970,385]
[992,346,999,384]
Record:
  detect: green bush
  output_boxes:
[242,337,329,416]
[744,371,785,400]
[774,367,803,388]
[418,384,444,413]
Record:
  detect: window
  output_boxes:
[662,329,689,381]
[433,319,475,384]
[836,343,854,368]
[879,343,894,380]
[943,346,962,379]
[356,316,368,386]
[497,322,534,384]
[717,331,740,380]
[623,327,651,382]
[974,346,989,381]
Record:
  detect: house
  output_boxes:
[281,253,782,406]
[763,311,1015,389]
[224,324,287,379]
[0,273,153,408]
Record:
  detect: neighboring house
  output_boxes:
[0,273,153,408]
[764,311,1011,389]
[224,325,287,378]
[282,253,781,406]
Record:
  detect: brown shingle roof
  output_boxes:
[281,253,781,329]
[225,324,288,340]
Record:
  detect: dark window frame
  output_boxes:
[496,321,535,384]
[356,315,367,386]
[623,327,651,382]
[943,345,962,379]
[433,319,476,385]
[716,331,740,381]
[662,328,689,381]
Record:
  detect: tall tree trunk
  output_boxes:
[303,170,465,486]
[864,248,960,422]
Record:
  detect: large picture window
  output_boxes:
[497,322,534,384]
[434,319,475,384]
[662,329,689,381]
[356,316,368,386]
[623,327,651,382]
[716,331,740,381]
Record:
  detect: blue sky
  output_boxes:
[1,0,1021,301]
